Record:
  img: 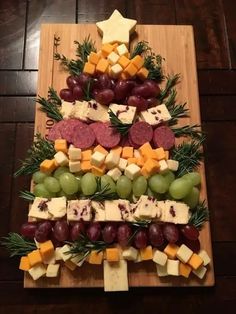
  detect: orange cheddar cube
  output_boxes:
[94,145,108,156]
[28,249,43,267]
[88,250,104,265]
[101,43,114,56]
[122,146,134,159]
[118,55,130,69]
[40,159,57,174]
[165,150,169,160]
[81,160,92,172]
[137,67,149,80]
[54,139,68,153]
[140,246,153,261]
[127,157,137,165]
[88,52,101,65]
[83,62,96,75]
[144,158,160,175]
[140,166,149,177]
[91,165,106,176]
[106,248,120,262]
[179,262,192,278]
[112,42,119,50]
[39,240,54,260]
[19,256,31,271]
[81,149,92,160]
[111,146,122,156]
[188,253,203,270]
[65,260,77,271]
[131,55,144,70]
[139,142,153,157]
[119,72,130,80]
[96,58,109,74]
[164,244,179,259]
[124,62,138,77]
[155,147,166,160]
[137,157,145,167]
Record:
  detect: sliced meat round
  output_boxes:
[153,125,175,150]
[72,122,96,149]
[119,135,131,147]
[47,120,66,141]
[128,121,153,147]
[96,122,121,148]
[60,119,83,143]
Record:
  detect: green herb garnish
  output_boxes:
[90,177,118,201]
[19,190,35,202]
[1,233,36,257]
[144,53,164,81]
[108,110,132,136]
[159,74,180,102]
[189,201,209,229]
[74,35,96,63]
[131,41,151,58]
[171,124,205,141]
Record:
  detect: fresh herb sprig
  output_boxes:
[74,36,96,62]
[144,54,164,82]
[0,233,36,257]
[20,190,35,202]
[108,110,132,136]
[90,177,118,201]
[159,74,180,102]
[168,103,189,126]
[171,124,205,141]
[14,133,56,177]
[83,78,93,101]
[131,41,151,58]
[189,201,209,229]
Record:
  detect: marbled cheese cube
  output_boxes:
[105,151,120,169]
[67,200,92,221]
[28,264,46,281]
[54,151,69,166]
[198,250,211,266]
[192,266,207,279]
[139,104,171,126]
[91,201,105,221]
[47,197,67,219]
[167,259,179,276]
[91,151,106,167]
[105,199,131,221]
[177,244,193,263]
[118,158,128,171]
[28,197,51,220]
[107,167,122,181]
[133,195,160,220]
[122,246,138,261]
[153,249,168,266]
[46,264,60,277]
[124,164,141,180]
[156,264,168,277]
[167,159,179,171]
[68,145,81,160]
[109,104,136,124]
[86,100,109,122]
[158,200,190,224]
[69,160,81,173]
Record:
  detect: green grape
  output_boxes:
[146,188,163,200]
[182,172,201,186]
[32,171,49,184]
[162,170,175,186]
[57,190,77,200]
[81,173,97,196]
[169,178,192,199]
[74,174,82,193]
[53,167,69,180]
[183,187,200,209]
[34,184,52,198]
[59,173,79,195]
[164,191,174,200]
[132,176,147,197]
[100,175,116,193]
[44,177,61,193]
[116,175,132,199]
[148,174,169,194]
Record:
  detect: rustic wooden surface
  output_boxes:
[0,0,236,311]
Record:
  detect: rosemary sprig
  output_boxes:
[131,41,151,58]
[90,177,118,201]
[168,103,189,126]
[54,53,84,76]
[74,35,96,63]
[36,87,63,121]
[171,124,205,141]
[159,74,180,102]
[20,190,35,202]
[164,89,177,109]
[83,78,93,101]
[108,110,132,136]
[144,53,164,82]
[189,201,209,229]
[14,133,56,177]
[171,139,204,177]
[54,35,60,49]
[0,233,36,257]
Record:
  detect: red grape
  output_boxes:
[86,222,101,241]
[59,88,75,102]
[182,238,200,253]
[66,75,79,90]
[117,223,132,247]
[134,229,148,249]
[20,222,37,240]
[162,223,179,244]
[147,97,158,108]
[127,95,148,112]
[180,224,199,241]
[114,80,133,101]
[77,73,91,88]
[53,220,69,242]
[38,221,52,234]
[131,84,153,98]
[148,223,164,247]
[97,74,112,89]
[70,222,85,241]
[35,229,48,242]
[95,89,114,105]
[143,80,161,97]
[72,85,83,100]
[102,223,117,244]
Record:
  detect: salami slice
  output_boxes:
[153,125,175,150]
[47,120,66,141]
[72,122,96,149]
[128,121,153,147]
[60,119,83,143]
[119,135,131,147]
[96,122,121,148]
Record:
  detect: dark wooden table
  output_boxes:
[0,0,236,312]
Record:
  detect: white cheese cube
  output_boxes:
[134,149,141,158]
[28,197,51,220]
[69,160,81,173]
[167,159,179,172]
[109,104,136,124]
[105,151,120,169]
[122,247,138,261]
[153,249,168,266]
[103,260,129,292]
[156,264,168,277]
[58,244,72,261]
[60,101,74,119]
[156,104,172,122]
[70,254,85,267]
[193,266,207,279]
[198,250,211,266]
[91,151,106,167]
[124,164,141,180]
[159,159,169,173]
[67,200,91,221]
[54,151,69,166]
[133,195,161,220]
[107,167,122,181]
[55,247,62,261]
[116,43,129,56]
[110,64,123,78]
[107,51,120,65]
[46,264,60,277]
[118,157,128,171]
[105,199,131,221]
[86,100,109,122]
[28,264,46,281]
[73,100,89,122]
[167,259,179,276]
[158,200,190,224]
[47,196,67,219]
[68,145,81,160]
[177,244,193,264]
[91,201,105,221]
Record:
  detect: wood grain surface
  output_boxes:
[24,24,214,288]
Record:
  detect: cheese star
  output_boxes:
[96,10,137,46]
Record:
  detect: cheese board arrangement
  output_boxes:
[1,10,214,291]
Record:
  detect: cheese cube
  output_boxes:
[156,263,168,277]
[159,200,190,224]
[83,62,96,75]
[91,151,106,167]
[58,244,72,261]
[188,253,203,270]
[39,240,54,260]
[137,67,149,80]
[81,160,92,172]
[107,51,120,65]
[143,158,160,175]
[107,167,122,181]
[88,250,104,264]
[109,104,137,124]
[46,264,60,277]
[68,145,81,160]
[40,159,57,174]
[54,139,68,153]
[86,100,109,122]
[47,197,67,219]
[94,145,108,156]
[140,246,153,261]
[110,64,123,78]
[137,157,145,167]
[152,249,168,266]
[55,247,62,261]
[155,147,166,160]
[67,199,91,221]
[179,262,192,278]
[122,247,138,261]
[19,256,31,271]
[198,250,211,266]
[164,244,179,259]
[116,43,129,56]
[27,249,43,267]
[140,166,149,177]
[54,151,69,166]
[159,159,169,173]
[69,160,81,173]
[105,151,120,169]
[101,43,114,56]
[28,263,46,281]
[124,62,138,77]
[133,149,141,158]
[88,51,101,65]
[105,199,131,221]
[127,157,137,165]
[122,146,133,159]
[111,146,122,156]
[120,71,130,80]
[140,104,171,126]
[70,254,85,267]
[65,260,77,271]
[177,244,193,264]
[118,55,130,68]
[91,201,105,221]
[131,55,144,70]
[133,195,160,220]
[167,259,179,276]
[103,260,129,292]
[91,164,106,176]
[42,251,56,265]
[124,164,141,180]
[28,197,51,220]
[96,58,109,73]
[118,157,128,171]
[81,149,92,160]
[167,159,179,172]
[139,142,155,157]
[106,248,120,262]
[192,266,207,279]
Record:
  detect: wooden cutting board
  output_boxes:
[24,24,215,288]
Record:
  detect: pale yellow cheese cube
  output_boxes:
[28,264,46,281]
[54,151,69,166]
[69,160,81,173]
[153,249,168,266]
[110,64,123,78]
[91,151,106,167]
[124,164,141,180]
[58,244,72,261]
[46,264,60,277]
[177,244,193,264]
[68,145,81,160]
[118,157,128,171]
[198,250,211,266]
[122,247,138,261]
[116,43,129,56]
[167,259,179,276]
[156,263,168,277]
[107,167,122,181]
[105,151,120,169]
[192,265,207,279]
[107,51,120,65]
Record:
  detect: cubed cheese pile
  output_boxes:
[83,43,149,80]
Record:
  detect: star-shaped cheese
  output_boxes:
[96,10,137,46]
